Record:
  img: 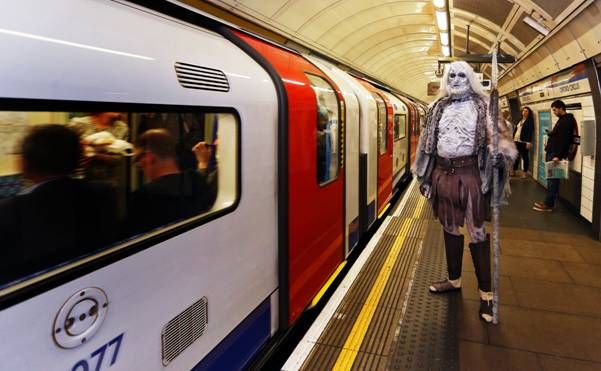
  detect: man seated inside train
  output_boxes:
[127,129,217,236]
[138,112,213,172]
[0,124,118,284]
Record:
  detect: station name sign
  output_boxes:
[516,63,590,104]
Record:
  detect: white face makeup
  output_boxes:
[447,63,472,96]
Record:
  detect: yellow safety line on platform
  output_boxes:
[332,197,425,370]
[310,261,347,308]
[377,202,391,219]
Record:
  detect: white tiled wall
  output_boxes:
[575,96,596,222]
[582,156,595,221]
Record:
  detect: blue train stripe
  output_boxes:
[367,201,376,227]
[192,298,271,371]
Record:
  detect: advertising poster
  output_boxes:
[537,110,552,186]
[550,63,590,98]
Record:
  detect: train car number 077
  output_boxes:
[71,333,124,371]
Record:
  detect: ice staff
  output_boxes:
[490,44,500,324]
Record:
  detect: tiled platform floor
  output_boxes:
[457,178,601,371]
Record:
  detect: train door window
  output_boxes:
[0,108,238,291]
[305,73,340,185]
[394,114,407,141]
[372,93,387,154]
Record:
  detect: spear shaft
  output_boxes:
[490,46,500,324]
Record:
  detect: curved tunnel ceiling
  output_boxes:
[196,0,590,102]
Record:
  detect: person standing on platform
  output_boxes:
[412,61,517,322]
[533,100,575,212]
[512,106,534,178]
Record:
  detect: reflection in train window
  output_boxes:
[372,93,387,155]
[394,114,406,141]
[305,73,340,185]
[0,109,238,288]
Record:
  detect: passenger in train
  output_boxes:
[533,100,575,212]
[512,106,534,178]
[69,112,129,140]
[138,113,208,171]
[127,129,216,235]
[68,112,131,183]
[317,106,330,183]
[0,124,118,284]
[412,61,517,323]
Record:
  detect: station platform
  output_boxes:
[283,176,601,371]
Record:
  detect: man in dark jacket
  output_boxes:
[533,100,575,211]
[127,129,217,235]
[0,125,118,285]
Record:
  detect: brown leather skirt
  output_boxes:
[431,156,490,229]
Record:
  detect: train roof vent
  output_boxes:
[174,62,230,92]
[161,296,208,366]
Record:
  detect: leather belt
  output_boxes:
[436,155,477,174]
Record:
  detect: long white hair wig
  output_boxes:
[436,61,488,101]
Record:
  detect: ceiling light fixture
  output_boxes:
[433,0,451,59]
[435,10,448,31]
[442,46,450,57]
[523,15,549,36]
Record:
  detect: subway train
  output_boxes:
[0,1,425,370]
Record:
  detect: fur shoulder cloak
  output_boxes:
[411,93,518,205]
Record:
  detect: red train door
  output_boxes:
[237,32,345,325]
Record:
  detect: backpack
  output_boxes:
[567,119,580,161]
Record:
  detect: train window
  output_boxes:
[394,114,407,141]
[0,109,238,289]
[305,73,340,185]
[372,93,387,155]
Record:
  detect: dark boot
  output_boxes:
[469,235,493,322]
[430,231,464,293]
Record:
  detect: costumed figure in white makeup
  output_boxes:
[412,61,517,322]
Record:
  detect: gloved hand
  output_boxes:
[419,182,432,199]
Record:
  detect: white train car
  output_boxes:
[383,92,410,188]
[339,74,379,232]
[0,1,278,370]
